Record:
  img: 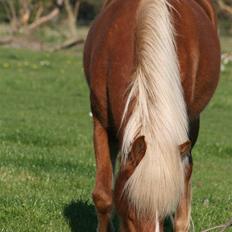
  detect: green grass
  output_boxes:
[0,48,95,231]
[0,46,231,232]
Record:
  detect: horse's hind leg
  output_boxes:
[92,117,115,232]
[174,118,200,232]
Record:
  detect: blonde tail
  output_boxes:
[121,0,189,219]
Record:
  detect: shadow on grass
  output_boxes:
[63,200,97,232]
[164,217,174,232]
[63,200,173,232]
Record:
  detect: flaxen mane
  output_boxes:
[121,0,189,219]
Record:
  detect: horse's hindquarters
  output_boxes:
[172,0,221,119]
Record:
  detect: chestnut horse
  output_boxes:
[84,0,220,231]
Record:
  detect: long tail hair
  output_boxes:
[121,0,189,219]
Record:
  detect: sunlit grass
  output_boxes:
[0,47,231,231]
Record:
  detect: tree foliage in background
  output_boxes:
[0,0,64,33]
[0,0,102,30]
[0,0,231,32]
[0,0,83,49]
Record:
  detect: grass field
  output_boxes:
[0,46,231,232]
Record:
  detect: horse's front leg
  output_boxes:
[92,117,114,232]
[174,154,193,232]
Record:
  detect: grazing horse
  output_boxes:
[83,0,220,231]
